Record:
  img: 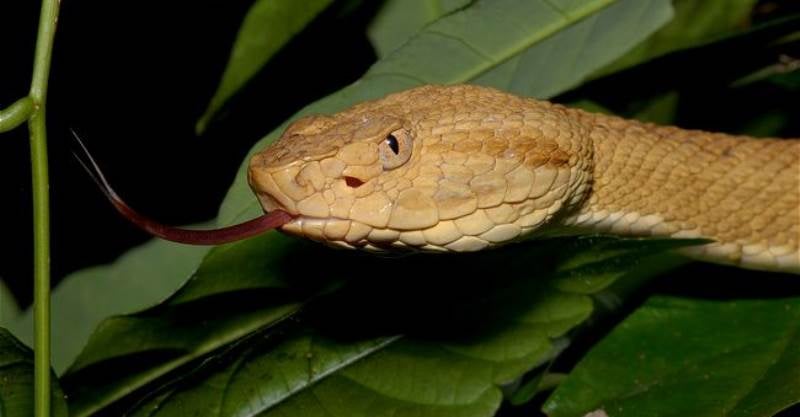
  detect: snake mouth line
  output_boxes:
[280,214,364,234]
[276,212,503,254]
[277,213,412,251]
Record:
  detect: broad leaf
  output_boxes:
[367,0,470,58]
[9,239,209,374]
[113,237,698,417]
[60,234,321,417]
[596,0,759,77]
[471,0,673,99]
[0,328,68,417]
[543,297,800,417]
[196,0,334,133]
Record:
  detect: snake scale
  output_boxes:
[247,85,800,273]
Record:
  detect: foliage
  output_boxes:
[0,281,20,325]
[63,236,698,417]
[0,328,67,417]
[594,0,760,76]
[196,0,335,133]
[3,0,799,416]
[544,297,800,417]
[9,240,209,374]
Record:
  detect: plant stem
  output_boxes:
[29,112,51,417]
[29,0,60,415]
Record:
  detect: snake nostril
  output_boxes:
[344,176,365,188]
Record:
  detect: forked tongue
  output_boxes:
[72,131,293,245]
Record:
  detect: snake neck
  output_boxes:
[563,110,800,273]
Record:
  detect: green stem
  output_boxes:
[28,0,60,416]
[0,97,34,133]
[29,113,51,417]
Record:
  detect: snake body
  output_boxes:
[248,85,800,273]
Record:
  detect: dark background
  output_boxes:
[1,0,799,309]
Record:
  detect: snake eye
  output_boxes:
[379,129,412,170]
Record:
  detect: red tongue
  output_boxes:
[110,197,293,245]
[72,130,294,245]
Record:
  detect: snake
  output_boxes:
[78,84,799,273]
[247,84,799,273]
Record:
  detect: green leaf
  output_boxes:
[114,237,694,417]
[471,0,673,98]
[218,0,674,226]
[8,239,209,374]
[60,233,325,417]
[0,280,20,327]
[367,0,471,58]
[596,0,759,77]
[543,297,800,417]
[196,0,334,134]
[0,328,68,417]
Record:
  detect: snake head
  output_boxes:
[248,108,419,250]
[248,85,592,252]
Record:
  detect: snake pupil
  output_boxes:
[386,134,400,154]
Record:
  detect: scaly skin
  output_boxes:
[248,85,800,273]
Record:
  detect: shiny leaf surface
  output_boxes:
[544,297,800,417]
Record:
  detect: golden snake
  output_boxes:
[247,85,799,273]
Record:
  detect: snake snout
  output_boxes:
[249,167,306,214]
